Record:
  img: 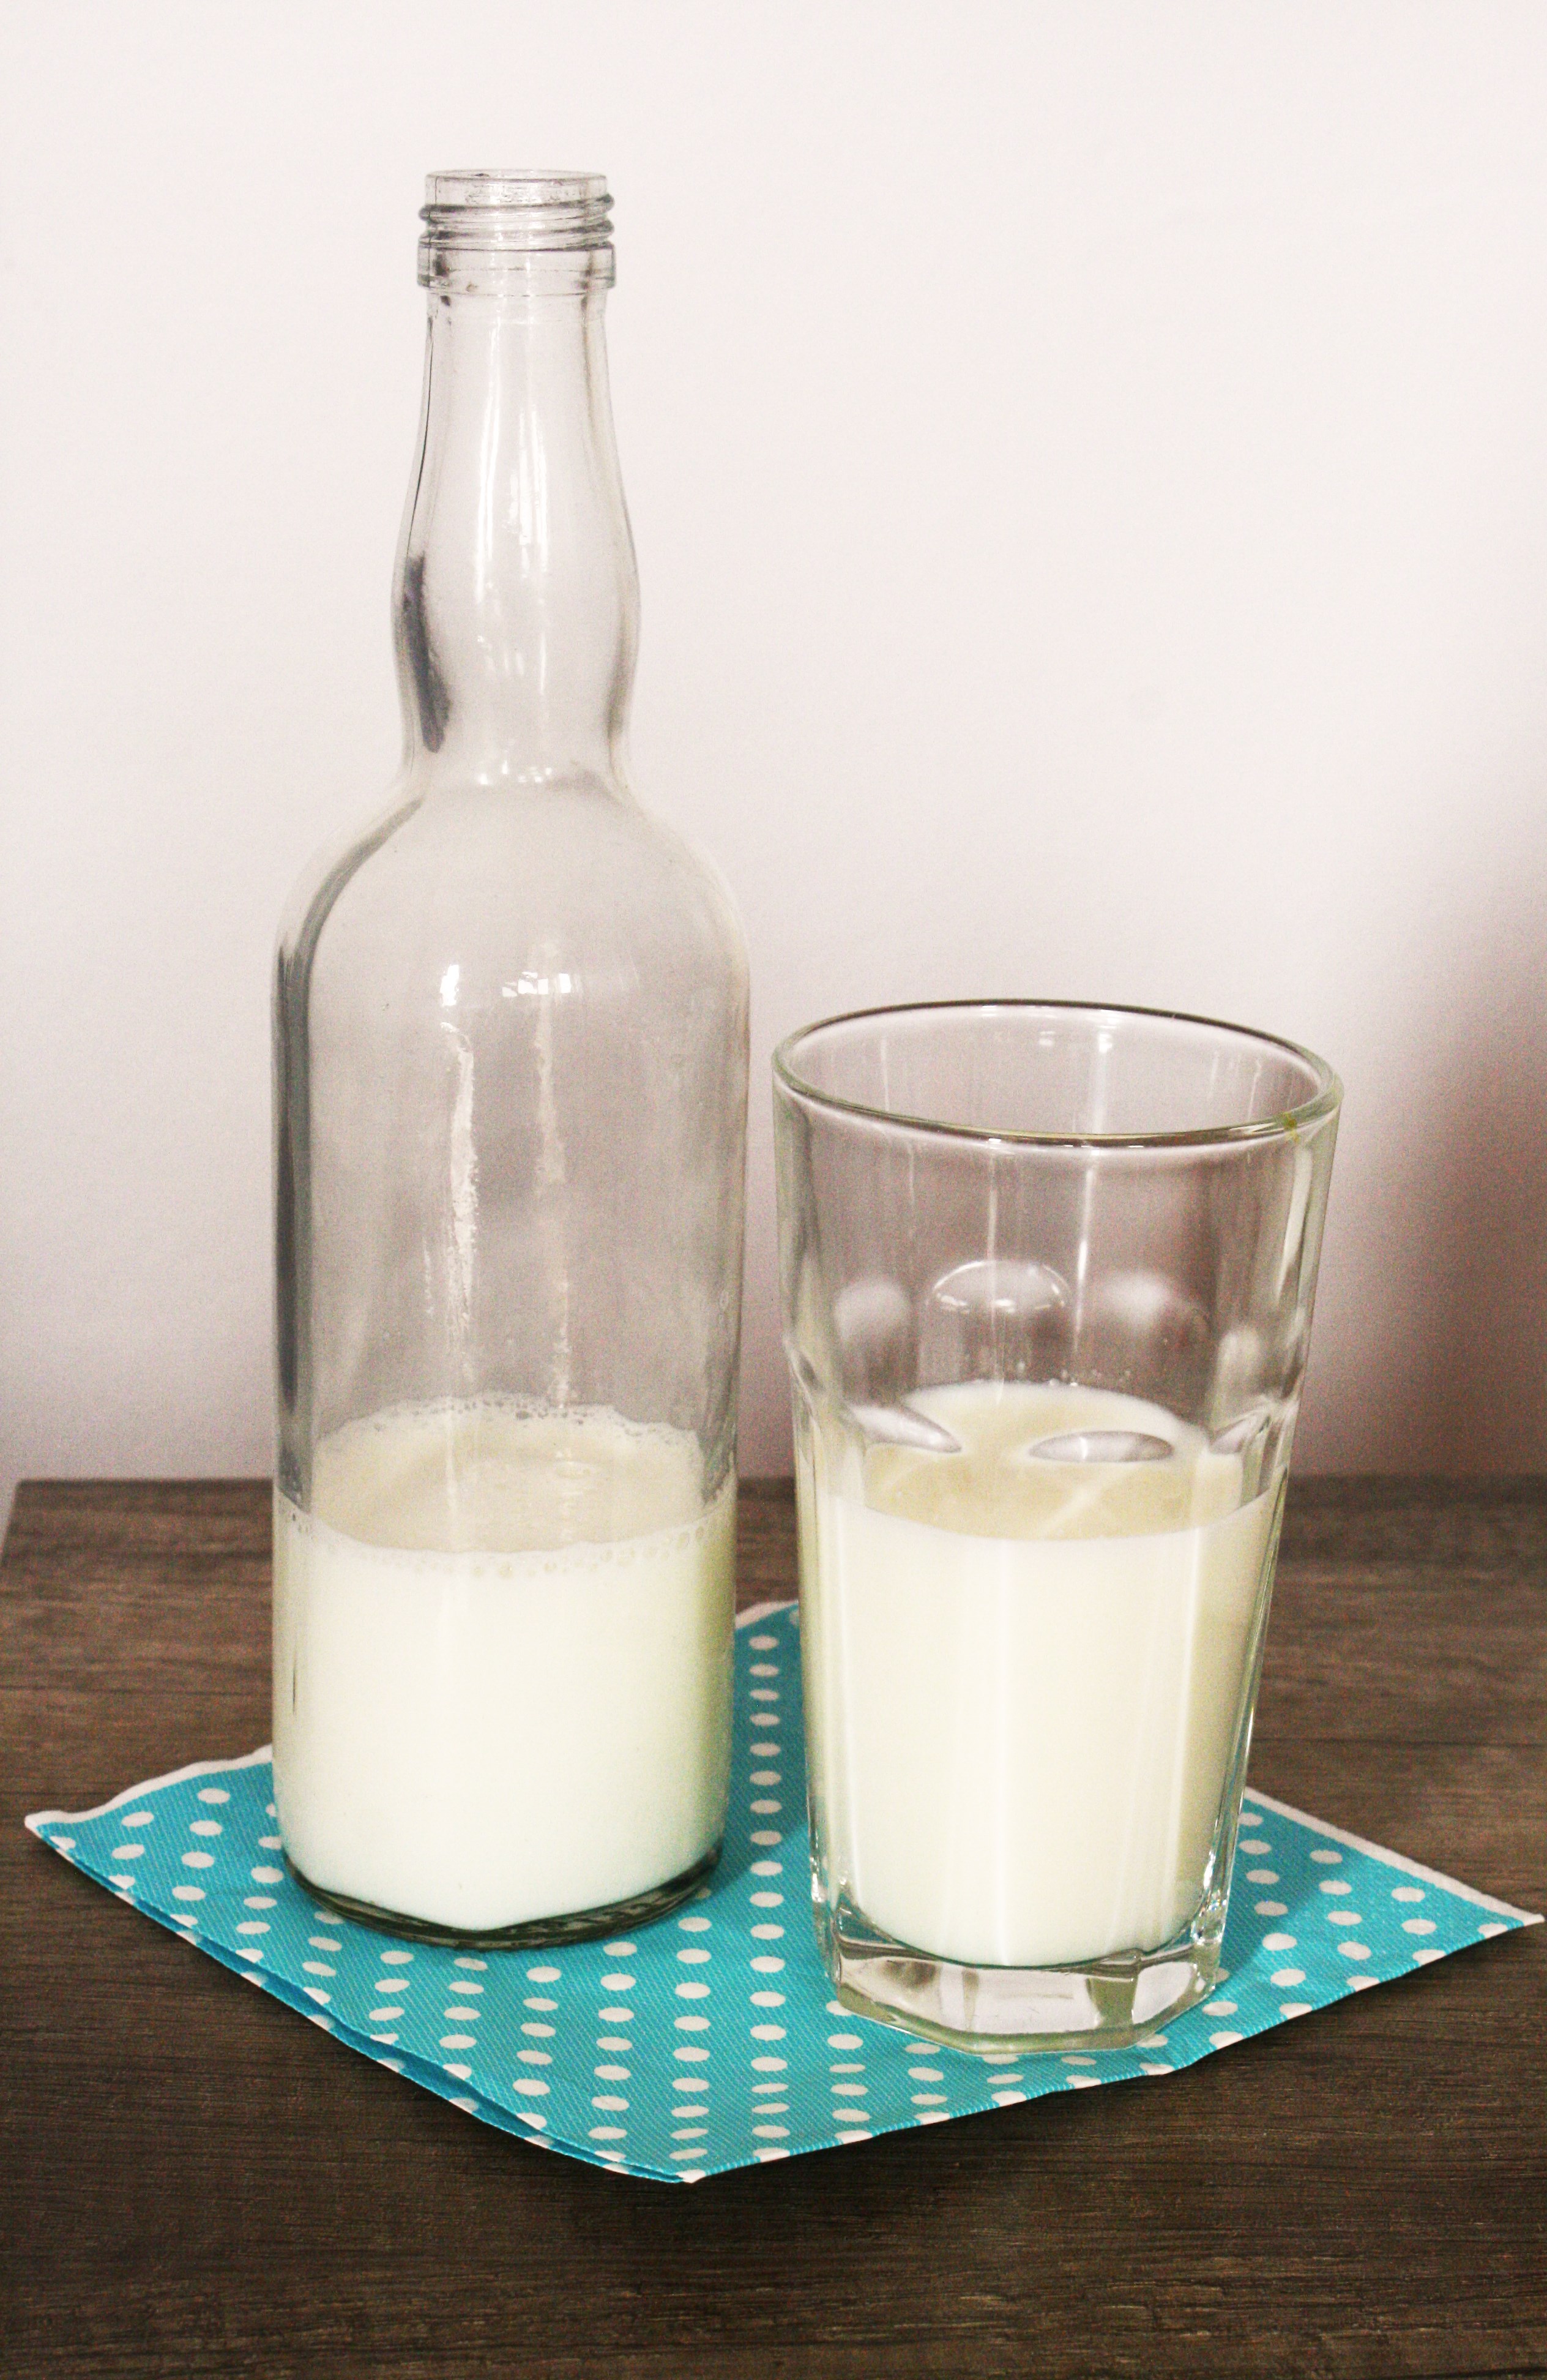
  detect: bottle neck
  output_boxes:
[395,261,638,788]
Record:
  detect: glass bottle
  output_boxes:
[271,173,749,1945]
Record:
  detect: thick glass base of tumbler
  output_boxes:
[285,1843,721,1950]
[817,1890,1220,2054]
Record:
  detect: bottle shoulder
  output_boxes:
[277,772,748,1017]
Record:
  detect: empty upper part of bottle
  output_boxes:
[397,170,637,790]
[275,173,749,1494]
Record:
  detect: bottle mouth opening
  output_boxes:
[420,170,614,269]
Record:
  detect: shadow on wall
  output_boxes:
[1430,896,1547,1469]
[1308,828,1547,1473]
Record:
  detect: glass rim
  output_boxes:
[772,997,1343,1151]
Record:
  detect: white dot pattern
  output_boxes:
[22,1626,1537,2182]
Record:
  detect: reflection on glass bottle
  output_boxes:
[271,174,749,1946]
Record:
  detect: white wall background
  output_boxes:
[4,1,1546,1522]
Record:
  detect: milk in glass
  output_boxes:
[274,1401,734,1934]
[800,1382,1277,1971]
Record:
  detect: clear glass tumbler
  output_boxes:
[774,1001,1340,2050]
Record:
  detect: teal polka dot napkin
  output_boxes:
[26,1601,1538,2183]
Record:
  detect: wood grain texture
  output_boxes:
[3,1476,1544,2380]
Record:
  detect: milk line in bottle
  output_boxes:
[274,1403,734,1935]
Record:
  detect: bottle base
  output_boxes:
[817,1889,1220,2054]
[285,1843,721,1949]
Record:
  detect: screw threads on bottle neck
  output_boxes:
[419,170,614,291]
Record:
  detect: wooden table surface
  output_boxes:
[4,1477,1544,2379]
